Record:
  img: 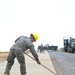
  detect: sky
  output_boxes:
[0,0,75,51]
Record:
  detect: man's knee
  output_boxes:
[17,53,25,63]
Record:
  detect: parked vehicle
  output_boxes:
[63,37,75,53]
[49,45,58,51]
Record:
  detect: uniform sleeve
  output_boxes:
[29,44,39,61]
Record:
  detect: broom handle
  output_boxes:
[24,52,56,75]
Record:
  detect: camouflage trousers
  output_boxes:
[4,48,26,75]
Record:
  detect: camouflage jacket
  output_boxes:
[11,36,39,61]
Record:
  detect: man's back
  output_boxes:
[11,36,33,51]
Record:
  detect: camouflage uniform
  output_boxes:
[4,36,39,75]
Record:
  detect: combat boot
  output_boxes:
[4,73,9,75]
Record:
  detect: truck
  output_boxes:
[63,37,75,53]
[38,44,58,51]
[49,45,58,51]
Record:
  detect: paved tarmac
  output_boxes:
[0,51,56,75]
[49,51,75,75]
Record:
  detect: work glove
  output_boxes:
[36,60,41,64]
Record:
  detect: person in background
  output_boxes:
[4,33,41,75]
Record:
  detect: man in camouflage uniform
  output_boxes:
[4,33,41,75]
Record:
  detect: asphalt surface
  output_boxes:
[48,51,75,75]
[0,51,56,75]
